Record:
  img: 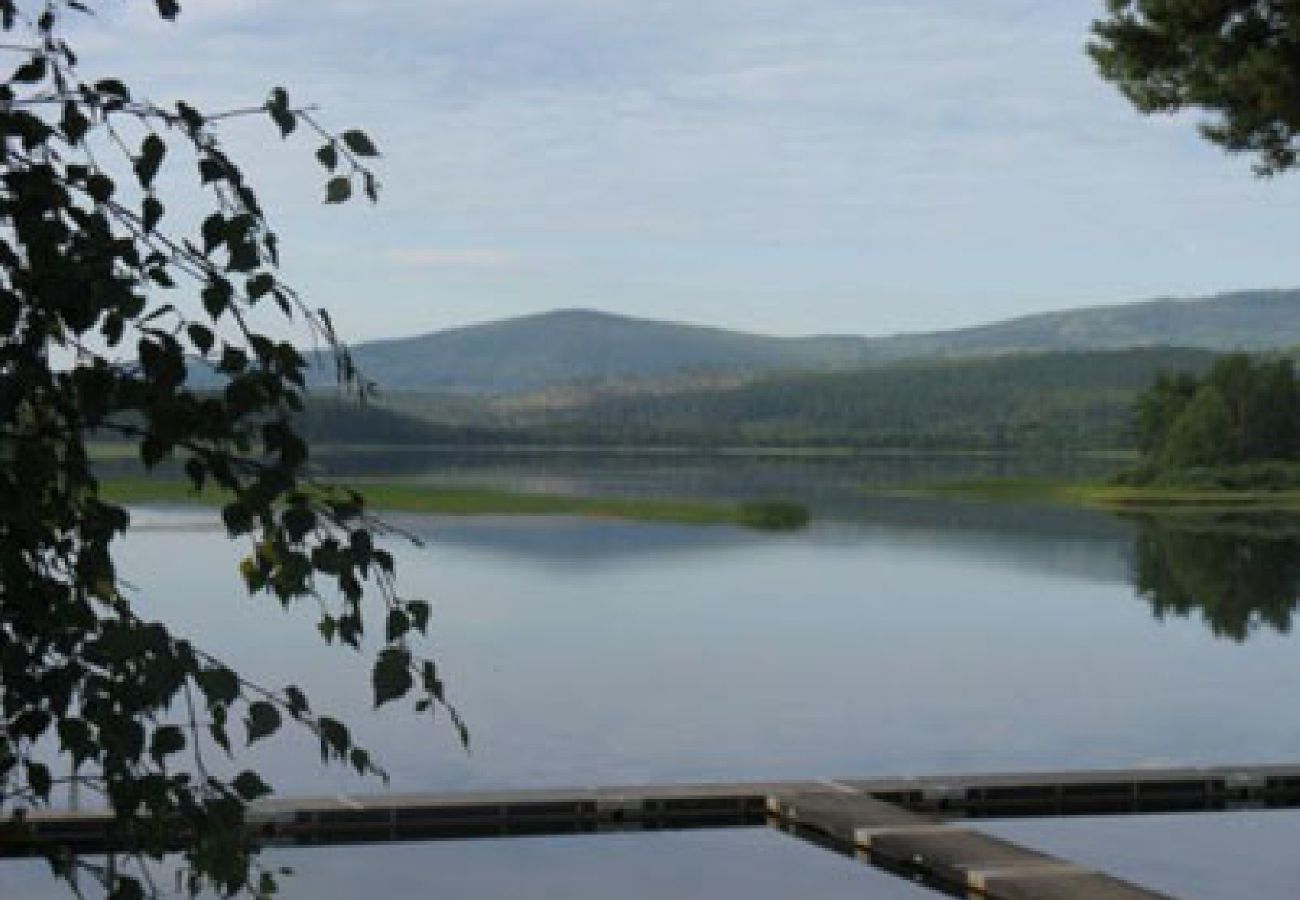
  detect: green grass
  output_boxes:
[884,476,1300,512]
[99,477,810,531]
[87,442,144,460]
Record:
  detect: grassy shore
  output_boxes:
[884,477,1300,512]
[100,477,809,530]
[87,440,1139,461]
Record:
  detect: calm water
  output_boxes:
[8,454,1300,898]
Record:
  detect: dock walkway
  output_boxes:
[8,763,1299,898]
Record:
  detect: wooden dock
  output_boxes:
[6,763,1300,898]
[770,789,1177,899]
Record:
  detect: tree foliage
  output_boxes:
[1090,0,1300,174]
[1131,354,1300,473]
[0,3,459,898]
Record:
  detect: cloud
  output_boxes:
[385,248,520,269]
[52,0,1300,339]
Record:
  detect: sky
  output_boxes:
[69,0,1300,341]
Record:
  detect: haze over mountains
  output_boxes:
[338,289,1300,393]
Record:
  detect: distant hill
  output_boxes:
[335,289,1300,393]
[341,308,867,393]
[861,289,1300,360]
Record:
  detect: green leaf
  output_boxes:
[325,176,351,204]
[227,239,259,272]
[408,600,432,633]
[245,701,281,744]
[316,142,338,171]
[247,272,275,300]
[272,109,295,136]
[197,666,240,706]
[87,172,114,203]
[150,725,186,763]
[107,877,145,900]
[57,718,94,766]
[11,55,46,83]
[284,685,309,717]
[187,322,213,355]
[201,213,226,254]
[142,196,164,233]
[349,747,371,775]
[373,646,412,708]
[386,608,409,642]
[135,133,166,188]
[282,505,316,541]
[176,100,204,129]
[202,279,231,318]
[341,129,379,157]
[221,500,252,533]
[26,761,51,799]
[267,86,295,137]
[199,158,223,184]
[232,770,272,801]
[61,100,89,143]
[94,78,130,106]
[317,717,350,760]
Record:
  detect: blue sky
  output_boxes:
[79,0,1300,340]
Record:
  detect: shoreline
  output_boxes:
[99,478,810,531]
[876,477,1300,513]
[88,441,1137,462]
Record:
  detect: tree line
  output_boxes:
[1132,354,1300,477]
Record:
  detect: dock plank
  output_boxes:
[768,789,1178,899]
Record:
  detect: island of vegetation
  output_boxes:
[101,477,810,532]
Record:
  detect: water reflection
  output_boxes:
[29,454,1300,897]
[1130,513,1300,641]
[111,442,1300,646]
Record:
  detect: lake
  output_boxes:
[6,452,1300,898]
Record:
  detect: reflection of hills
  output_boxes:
[402,493,1134,587]
[838,497,1134,585]
[421,505,1300,645]
[1130,514,1300,642]
[307,448,1116,500]
[320,452,1134,576]
[406,517,771,565]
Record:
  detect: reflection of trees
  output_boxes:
[1131,515,1300,641]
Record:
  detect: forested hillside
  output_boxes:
[293,396,508,446]
[496,348,1219,450]
[305,346,1300,452]
[300,347,1221,451]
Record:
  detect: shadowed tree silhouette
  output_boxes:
[0,3,460,898]
[1130,514,1300,641]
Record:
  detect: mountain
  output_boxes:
[342,308,868,393]
[335,289,1300,393]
